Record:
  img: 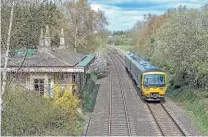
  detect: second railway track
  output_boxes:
[104,51,132,136]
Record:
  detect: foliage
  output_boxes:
[64,0,108,53]
[2,85,83,136]
[54,85,80,113]
[1,0,108,53]
[133,5,208,89]
[109,33,133,46]
[116,45,137,52]
[80,74,98,113]
[1,1,64,50]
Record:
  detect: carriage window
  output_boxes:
[34,79,44,95]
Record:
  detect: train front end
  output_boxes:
[142,72,167,101]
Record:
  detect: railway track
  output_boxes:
[147,103,185,136]
[111,47,186,136]
[104,51,132,136]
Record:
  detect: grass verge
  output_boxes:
[115,45,137,52]
[80,73,99,113]
[167,87,208,135]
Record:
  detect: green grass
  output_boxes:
[167,87,208,135]
[80,73,99,113]
[116,45,137,52]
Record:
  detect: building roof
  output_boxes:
[1,49,86,67]
[75,54,95,67]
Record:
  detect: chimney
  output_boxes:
[44,25,51,50]
[39,28,44,48]
[59,28,65,49]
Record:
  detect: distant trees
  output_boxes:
[132,5,208,89]
[112,31,125,35]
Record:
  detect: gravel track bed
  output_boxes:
[108,53,131,136]
[147,103,185,136]
[163,99,203,136]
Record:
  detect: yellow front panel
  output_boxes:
[142,72,167,97]
[142,87,167,96]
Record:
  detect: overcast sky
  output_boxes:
[89,0,207,31]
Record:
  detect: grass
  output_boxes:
[115,45,137,52]
[167,87,208,135]
[80,73,99,113]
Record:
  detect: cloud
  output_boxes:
[90,0,207,31]
[90,0,202,4]
[91,3,164,31]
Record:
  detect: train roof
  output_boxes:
[125,52,164,73]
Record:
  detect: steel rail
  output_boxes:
[108,51,132,136]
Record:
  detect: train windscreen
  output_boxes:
[144,74,165,87]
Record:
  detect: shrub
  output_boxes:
[2,85,82,136]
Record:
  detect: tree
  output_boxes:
[131,4,208,89]
[65,0,108,53]
[1,0,65,50]
[1,1,15,110]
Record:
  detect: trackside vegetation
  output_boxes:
[2,74,100,136]
[2,85,83,136]
[128,4,208,135]
[80,73,99,113]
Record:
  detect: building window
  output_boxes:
[73,74,76,83]
[34,79,44,95]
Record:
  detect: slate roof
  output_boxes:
[1,49,86,67]
[76,54,95,67]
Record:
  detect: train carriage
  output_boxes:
[125,52,167,101]
[125,52,134,71]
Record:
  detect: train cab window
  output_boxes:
[144,74,165,87]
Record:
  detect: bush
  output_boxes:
[2,85,82,136]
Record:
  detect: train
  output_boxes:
[124,52,167,101]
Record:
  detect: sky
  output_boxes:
[89,0,207,31]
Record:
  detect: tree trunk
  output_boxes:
[1,1,14,101]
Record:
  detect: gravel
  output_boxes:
[163,98,203,136]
